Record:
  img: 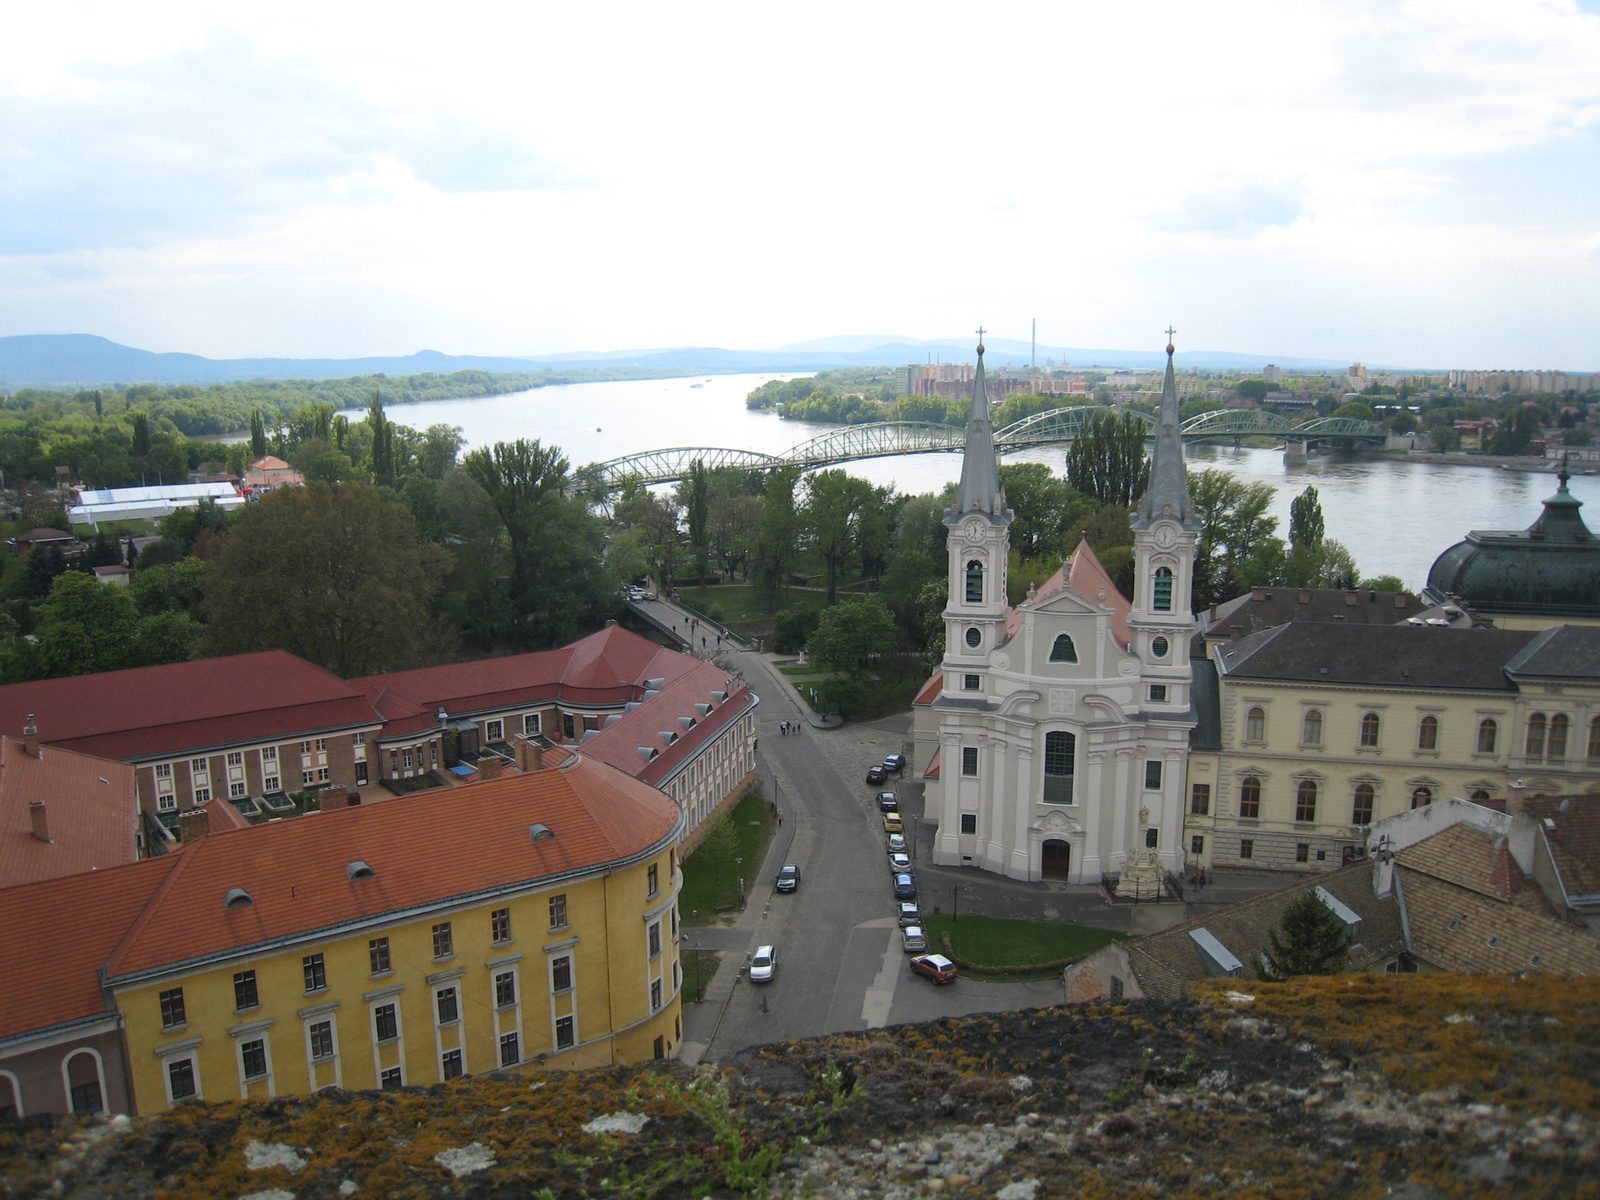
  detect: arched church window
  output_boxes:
[1548,714,1569,759]
[1302,710,1322,745]
[1470,789,1491,802]
[1478,718,1498,754]
[1238,776,1261,818]
[1417,715,1438,751]
[1245,707,1266,742]
[1359,712,1381,747]
[1351,783,1374,825]
[1526,712,1547,759]
[1589,717,1600,761]
[1295,779,1318,822]
[1042,731,1076,805]
[965,560,983,604]
[1153,567,1173,612]
[1048,634,1078,663]
[1411,786,1433,808]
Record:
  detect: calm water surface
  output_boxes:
[353,373,1599,592]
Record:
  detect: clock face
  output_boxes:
[1154,524,1177,549]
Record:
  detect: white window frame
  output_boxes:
[156,1039,203,1107]
[485,719,504,742]
[231,1022,275,1099]
[523,713,541,736]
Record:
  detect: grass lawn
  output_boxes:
[680,584,771,623]
[680,790,775,925]
[680,947,722,1003]
[922,913,1123,975]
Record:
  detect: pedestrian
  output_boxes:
[701,636,707,648]
[777,811,783,826]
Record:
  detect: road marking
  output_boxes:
[859,920,901,1028]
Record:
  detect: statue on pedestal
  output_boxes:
[1115,806,1165,901]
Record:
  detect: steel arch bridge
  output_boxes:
[587,405,1386,488]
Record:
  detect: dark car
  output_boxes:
[892,872,916,900]
[877,791,898,812]
[883,754,907,773]
[909,954,959,984]
[866,765,889,785]
[775,864,800,893]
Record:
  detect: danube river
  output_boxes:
[349,372,1599,592]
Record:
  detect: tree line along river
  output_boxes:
[343,372,1599,593]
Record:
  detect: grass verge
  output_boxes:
[922,913,1124,978]
[680,790,776,926]
[682,584,771,623]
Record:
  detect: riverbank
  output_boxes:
[1397,450,1597,474]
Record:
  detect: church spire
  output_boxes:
[1133,329,1199,530]
[951,329,1006,520]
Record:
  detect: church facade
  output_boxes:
[913,337,1201,885]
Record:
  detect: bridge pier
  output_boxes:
[1284,440,1308,465]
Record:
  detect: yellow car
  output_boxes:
[882,811,904,834]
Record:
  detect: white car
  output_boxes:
[901,925,927,952]
[888,852,912,872]
[749,944,776,983]
[886,833,907,853]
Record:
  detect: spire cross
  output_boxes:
[976,326,986,345]
[1164,325,1177,343]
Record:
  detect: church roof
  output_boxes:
[1214,622,1540,691]
[1425,471,1600,619]
[1003,539,1131,649]
[946,338,1007,524]
[1132,338,1201,532]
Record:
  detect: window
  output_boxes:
[1411,786,1433,808]
[1145,827,1159,848]
[1048,634,1078,663]
[1549,714,1569,759]
[432,922,453,959]
[191,757,208,775]
[1295,843,1310,863]
[264,775,280,792]
[442,1050,463,1080]
[549,894,568,930]
[1153,566,1173,611]
[962,674,980,690]
[524,713,541,736]
[193,787,211,804]
[555,1016,575,1049]
[1190,835,1205,856]
[1043,731,1075,804]
[1295,779,1318,823]
[374,1003,398,1042]
[233,970,259,1011]
[369,937,391,975]
[552,955,573,993]
[1478,718,1498,754]
[1418,714,1439,750]
[309,1021,334,1060]
[651,979,663,1011]
[486,719,503,742]
[1471,789,1491,802]
[648,922,662,958]
[69,1079,102,1115]
[1359,712,1381,748]
[158,793,177,813]
[1590,717,1600,760]
[499,1032,520,1067]
[302,771,316,787]
[436,987,459,1025]
[1149,685,1168,703]
[303,953,327,993]
[229,781,247,798]
[1151,636,1169,658]
[1526,712,1547,758]
[1144,760,1162,790]
[1239,839,1254,859]
[961,746,978,776]
[1352,783,1375,825]
[647,864,659,897]
[965,560,983,603]
[964,626,981,648]
[491,908,511,944]
[240,1039,267,1080]
[159,988,186,1029]
[1302,710,1323,745]
[168,1058,197,1101]
[353,731,365,747]
[354,762,368,785]
[155,763,173,780]
[380,1067,402,1090]
[261,746,277,762]
[494,971,517,1009]
[1245,707,1266,742]
[1190,784,1211,815]
[563,712,576,739]
[1109,975,1124,999]
[960,813,977,834]
[1238,776,1261,819]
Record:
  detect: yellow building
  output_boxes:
[90,751,683,1113]
[1186,623,1600,875]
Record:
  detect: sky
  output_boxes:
[1,0,1597,368]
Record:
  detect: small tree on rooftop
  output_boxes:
[1254,890,1353,981]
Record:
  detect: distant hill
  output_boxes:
[0,332,1423,387]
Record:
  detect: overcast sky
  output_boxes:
[2,0,1597,368]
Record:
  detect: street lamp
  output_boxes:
[952,884,961,923]
[911,814,919,861]
[692,941,704,1002]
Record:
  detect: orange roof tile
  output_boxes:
[1521,795,1600,899]
[0,736,138,887]
[1394,821,1555,914]
[913,671,943,707]
[1001,539,1131,648]
[1398,867,1600,975]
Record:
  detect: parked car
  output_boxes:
[775,864,800,893]
[866,764,889,785]
[883,754,907,773]
[901,925,928,952]
[888,852,911,872]
[886,833,907,853]
[877,791,898,812]
[892,872,917,900]
[909,954,959,984]
[882,812,904,834]
[749,945,777,983]
[897,901,923,927]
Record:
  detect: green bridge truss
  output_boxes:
[588,405,1386,488]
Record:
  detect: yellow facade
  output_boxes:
[119,849,683,1113]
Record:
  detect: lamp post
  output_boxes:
[692,941,704,1002]
[736,856,744,904]
[952,885,961,923]
[911,814,919,862]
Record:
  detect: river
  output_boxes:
[345,372,1598,592]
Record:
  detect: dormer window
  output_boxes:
[224,888,254,909]
[1153,567,1173,612]
[965,560,984,603]
[1048,634,1078,663]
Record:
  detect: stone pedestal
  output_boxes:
[1114,845,1165,900]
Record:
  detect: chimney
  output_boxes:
[179,806,210,844]
[515,738,544,773]
[1508,779,1526,817]
[28,801,51,843]
[478,756,504,782]
[345,789,361,808]
[23,715,38,758]
[1251,588,1265,602]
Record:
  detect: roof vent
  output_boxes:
[580,729,599,743]
[1188,927,1243,977]
[528,823,555,842]
[658,730,678,745]
[677,716,696,731]
[224,887,254,909]
[713,690,729,704]
[348,860,375,881]
[603,714,623,728]
[694,703,712,717]
[638,746,659,762]
[644,677,666,690]
[642,690,660,701]
[625,702,642,712]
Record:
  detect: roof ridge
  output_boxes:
[102,842,198,977]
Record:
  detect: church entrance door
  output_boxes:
[1041,839,1071,881]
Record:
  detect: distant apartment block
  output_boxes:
[1449,370,1599,395]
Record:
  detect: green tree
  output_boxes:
[1067,412,1150,507]
[131,411,152,459]
[1386,410,1419,433]
[130,558,210,620]
[1488,405,1543,455]
[693,813,741,902]
[415,424,466,479]
[998,462,1094,561]
[1331,401,1376,421]
[1188,469,1286,608]
[1235,379,1270,401]
[1359,574,1407,593]
[15,571,200,680]
[1255,891,1354,980]
[684,459,710,582]
[807,594,897,675]
[367,391,394,484]
[754,465,802,605]
[202,482,448,676]
[804,469,874,604]
[249,410,267,458]
[1289,486,1325,553]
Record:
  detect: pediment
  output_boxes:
[1031,588,1105,616]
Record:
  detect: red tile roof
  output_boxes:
[582,657,753,784]
[1521,795,1600,900]
[0,736,139,888]
[1394,822,1555,915]
[913,671,943,707]
[1002,539,1130,649]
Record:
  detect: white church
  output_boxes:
[912,335,1200,888]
